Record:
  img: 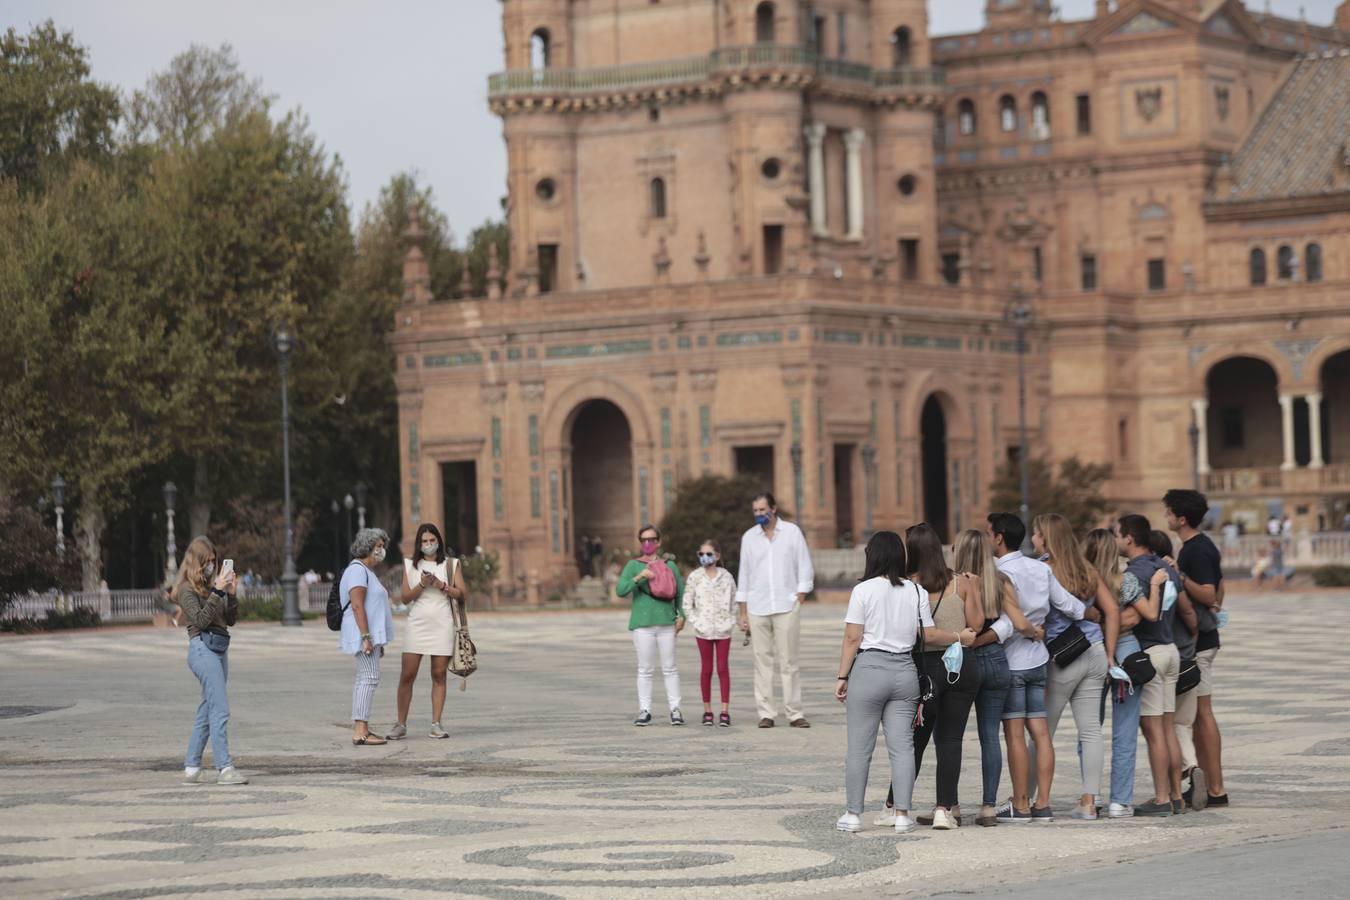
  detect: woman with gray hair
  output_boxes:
[340,528,395,745]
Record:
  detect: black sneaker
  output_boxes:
[1206,793,1229,807]
[634,710,653,727]
[719,712,731,727]
[1133,800,1172,817]
[702,712,715,726]
[1031,805,1054,823]
[670,709,685,726]
[1172,800,1186,815]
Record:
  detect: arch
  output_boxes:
[920,395,951,542]
[1276,244,1295,280]
[530,28,551,70]
[1030,90,1050,133]
[649,177,667,219]
[1205,356,1282,470]
[903,375,972,441]
[1191,344,1293,394]
[1319,349,1350,464]
[755,1,776,44]
[891,26,912,67]
[1306,242,1323,282]
[1249,247,1266,286]
[999,94,1018,132]
[957,98,977,136]
[569,400,634,569]
[542,376,655,453]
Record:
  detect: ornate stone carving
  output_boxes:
[781,365,809,389]
[650,371,678,395]
[1136,87,1163,122]
[480,382,507,408]
[690,369,718,393]
[1275,339,1321,381]
[519,380,546,405]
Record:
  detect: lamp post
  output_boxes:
[51,475,66,556]
[343,493,354,552]
[1187,421,1201,491]
[1005,292,1034,550]
[860,444,877,539]
[330,499,341,575]
[163,481,178,584]
[272,322,302,627]
[354,481,367,531]
[790,441,804,521]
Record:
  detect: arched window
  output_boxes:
[650,177,667,219]
[755,2,776,44]
[958,98,976,136]
[1277,244,1295,280]
[999,95,1018,133]
[1031,91,1050,135]
[530,28,551,70]
[891,26,912,67]
[1249,247,1266,286]
[1306,242,1323,282]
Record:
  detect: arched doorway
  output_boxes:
[921,395,949,541]
[1206,357,1281,469]
[1322,350,1350,464]
[569,400,634,570]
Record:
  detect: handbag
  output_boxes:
[446,560,477,689]
[1176,657,1202,695]
[1121,649,1156,687]
[1046,622,1089,667]
[201,627,231,654]
[911,582,935,727]
[645,559,677,600]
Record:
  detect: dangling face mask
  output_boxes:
[1216,609,1230,629]
[1161,578,1178,612]
[942,641,964,684]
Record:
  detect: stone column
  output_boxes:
[1307,391,1325,469]
[844,128,866,241]
[1279,393,1296,471]
[1191,398,1211,475]
[804,123,828,237]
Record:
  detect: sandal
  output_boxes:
[352,733,387,746]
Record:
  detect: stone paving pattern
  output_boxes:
[1,592,1348,898]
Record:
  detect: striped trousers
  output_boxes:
[352,648,383,722]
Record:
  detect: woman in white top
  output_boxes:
[834,531,976,834]
[388,523,469,741]
[340,528,395,746]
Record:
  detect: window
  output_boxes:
[761,157,781,180]
[1076,93,1091,135]
[649,177,667,219]
[999,95,1018,133]
[1032,246,1043,283]
[1118,417,1129,458]
[900,239,920,282]
[648,106,660,123]
[537,244,558,293]
[809,15,825,54]
[958,99,976,135]
[1080,254,1097,290]
[942,253,961,285]
[1277,244,1295,280]
[1306,242,1323,282]
[836,12,847,57]
[1220,406,1244,449]
[1031,91,1050,137]
[1147,257,1166,291]
[934,111,947,149]
[1249,247,1266,285]
[763,225,783,275]
[891,26,912,67]
[530,29,551,69]
[535,178,556,202]
[897,174,917,196]
[755,2,776,44]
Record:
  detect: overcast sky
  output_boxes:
[6,1,1338,241]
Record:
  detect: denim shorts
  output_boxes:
[1002,663,1048,720]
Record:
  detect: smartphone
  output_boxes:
[221,559,235,579]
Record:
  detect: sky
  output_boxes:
[5,1,1339,241]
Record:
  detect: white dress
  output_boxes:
[403,557,458,656]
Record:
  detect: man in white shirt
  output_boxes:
[736,492,815,728]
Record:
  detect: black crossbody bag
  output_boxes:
[1046,621,1089,667]
[1176,657,1201,694]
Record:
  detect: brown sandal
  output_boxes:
[352,733,387,746]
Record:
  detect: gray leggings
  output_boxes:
[1029,641,1109,801]
[845,651,921,814]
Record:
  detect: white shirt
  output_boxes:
[735,518,814,616]
[995,551,1085,671]
[338,561,394,654]
[845,577,934,654]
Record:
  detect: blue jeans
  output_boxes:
[972,643,1012,806]
[185,636,232,769]
[1002,663,1048,720]
[1109,634,1143,806]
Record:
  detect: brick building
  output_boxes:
[391,0,1350,599]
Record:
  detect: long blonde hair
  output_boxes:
[172,536,216,601]
[1082,528,1121,597]
[952,529,1004,620]
[1034,513,1098,599]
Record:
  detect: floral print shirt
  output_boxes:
[683,566,737,639]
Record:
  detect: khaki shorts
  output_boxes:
[1140,643,1180,717]
[1194,647,1217,698]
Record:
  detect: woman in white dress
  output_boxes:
[387,524,469,740]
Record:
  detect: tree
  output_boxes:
[659,474,786,574]
[125,44,267,146]
[0,493,81,609]
[0,21,120,194]
[987,455,1114,537]
[462,219,510,296]
[207,499,312,581]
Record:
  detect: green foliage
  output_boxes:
[235,595,283,621]
[659,474,778,573]
[207,499,312,581]
[461,550,500,598]
[987,456,1113,537]
[1312,565,1350,588]
[125,44,267,146]
[1,607,102,633]
[0,494,81,608]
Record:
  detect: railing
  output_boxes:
[1205,463,1350,495]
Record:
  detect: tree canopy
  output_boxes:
[987,455,1114,538]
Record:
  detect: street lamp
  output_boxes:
[860,444,877,539]
[1005,292,1034,550]
[163,481,178,584]
[271,321,302,627]
[343,493,355,552]
[354,481,367,531]
[51,475,66,556]
[1187,421,1201,491]
[330,499,341,575]
[790,441,804,521]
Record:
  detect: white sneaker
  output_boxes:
[386,722,408,741]
[1107,802,1134,818]
[873,807,897,827]
[894,814,916,834]
[932,808,958,830]
[216,766,249,786]
[428,722,449,739]
[182,768,210,785]
[835,812,862,833]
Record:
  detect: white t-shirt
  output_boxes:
[844,577,934,654]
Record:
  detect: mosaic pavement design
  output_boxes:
[2,593,1348,898]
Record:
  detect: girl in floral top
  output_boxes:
[684,539,738,726]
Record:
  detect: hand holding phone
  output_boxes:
[221,559,235,579]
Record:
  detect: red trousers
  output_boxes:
[697,637,731,704]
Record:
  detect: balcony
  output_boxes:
[1203,463,1350,496]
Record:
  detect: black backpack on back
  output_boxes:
[326,562,369,631]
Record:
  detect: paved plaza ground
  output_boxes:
[2,591,1348,898]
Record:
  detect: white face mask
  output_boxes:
[372,547,387,563]
[421,542,438,557]
[203,562,215,579]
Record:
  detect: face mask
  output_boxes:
[373,547,387,563]
[942,641,963,683]
[754,514,771,527]
[640,540,659,556]
[1161,579,1177,612]
[698,553,716,567]
[1108,665,1131,684]
[1217,609,1229,629]
[421,542,438,557]
[202,562,215,579]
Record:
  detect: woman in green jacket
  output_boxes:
[617,524,686,726]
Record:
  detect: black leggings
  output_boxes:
[887,651,982,810]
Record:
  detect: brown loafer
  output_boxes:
[789,717,810,728]
[758,718,775,728]
[976,814,998,827]
[352,733,387,746]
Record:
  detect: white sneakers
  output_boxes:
[836,813,863,833]
[1107,802,1134,818]
[181,768,209,785]
[932,808,959,830]
[893,814,916,834]
[841,810,916,834]
[873,807,897,827]
[216,766,249,786]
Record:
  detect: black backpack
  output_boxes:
[326,562,369,631]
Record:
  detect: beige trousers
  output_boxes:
[749,602,803,722]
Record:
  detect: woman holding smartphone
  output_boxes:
[176,536,247,785]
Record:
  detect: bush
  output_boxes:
[461,550,500,597]
[235,595,283,621]
[1312,565,1350,588]
[0,607,101,632]
[659,474,787,573]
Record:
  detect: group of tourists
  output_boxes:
[834,489,1230,833]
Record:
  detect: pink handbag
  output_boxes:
[645,560,677,600]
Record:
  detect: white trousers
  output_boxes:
[632,625,681,713]
[750,602,803,722]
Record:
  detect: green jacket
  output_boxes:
[617,558,685,630]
